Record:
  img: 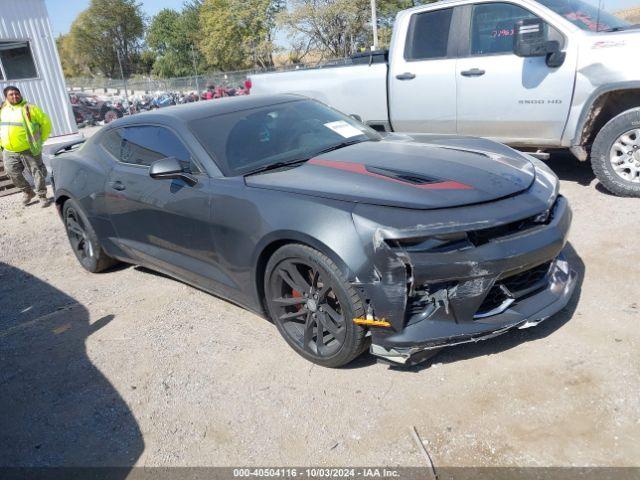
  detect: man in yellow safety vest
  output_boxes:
[0,85,52,206]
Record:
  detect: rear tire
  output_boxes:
[62,199,118,273]
[264,244,368,368]
[591,107,640,197]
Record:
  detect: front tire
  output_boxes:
[62,199,118,273]
[591,107,640,197]
[264,244,368,368]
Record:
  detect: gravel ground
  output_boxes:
[0,152,639,468]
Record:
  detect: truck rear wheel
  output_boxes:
[591,107,640,197]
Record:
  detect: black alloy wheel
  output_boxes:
[62,199,117,273]
[65,205,94,262]
[265,244,367,367]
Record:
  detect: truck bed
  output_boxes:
[250,62,389,128]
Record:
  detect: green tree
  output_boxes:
[182,0,204,43]
[132,50,156,75]
[278,0,428,58]
[67,0,145,78]
[199,0,283,71]
[147,9,185,77]
[278,0,371,59]
[147,4,206,78]
[377,0,425,47]
[56,34,88,78]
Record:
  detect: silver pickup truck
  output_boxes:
[250,0,640,197]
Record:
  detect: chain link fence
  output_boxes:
[67,69,257,94]
[65,56,359,94]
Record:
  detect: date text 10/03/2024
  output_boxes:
[232,468,403,478]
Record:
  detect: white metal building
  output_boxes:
[0,0,78,141]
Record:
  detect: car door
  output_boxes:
[455,2,577,144]
[101,124,227,290]
[388,6,459,133]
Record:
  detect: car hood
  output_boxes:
[244,138,536,209]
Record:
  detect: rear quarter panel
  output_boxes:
[51,145,116,242]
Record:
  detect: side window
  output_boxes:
[405,8,454,61]
[470,3,539,55]
[101,126,198,171]
[0,42,38,80]
[100,129,126,160]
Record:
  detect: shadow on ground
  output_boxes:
[543,151,618,196]
[543,151,595,186]
[0,262,143,471]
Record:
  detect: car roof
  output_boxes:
[109,93,305,128]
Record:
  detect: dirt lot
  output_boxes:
[1,153,639,469]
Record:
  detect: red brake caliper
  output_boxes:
[291,289,303,310]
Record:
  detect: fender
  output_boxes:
[570,81,640,147]
[53,186,123,260]
[52,187,76,217]
[250,230,361,313]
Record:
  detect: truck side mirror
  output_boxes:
[513,18,547,57]
[513,19,566,68]
[545,40,566,68]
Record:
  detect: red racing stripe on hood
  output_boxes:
[308,158,473,190]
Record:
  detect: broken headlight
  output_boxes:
[384,232,471,253]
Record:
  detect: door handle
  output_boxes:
[460,68,486,77]
[395,72,416,80]
[109,180,126,191]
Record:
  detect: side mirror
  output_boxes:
[545,40,566,68]
[514,19,566,68]
[513,18,548,57]
[149,157,197,186]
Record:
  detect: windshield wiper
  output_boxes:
[243,138,369,176]
[244,159,309,176]
[308,138,368,158]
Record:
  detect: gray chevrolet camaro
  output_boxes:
[51,94,577,367]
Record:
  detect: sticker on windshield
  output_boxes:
[324,121,363,138]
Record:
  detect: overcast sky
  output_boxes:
[45,0,639,38]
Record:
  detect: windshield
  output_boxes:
[189,99,380,176]
[537,0,637,31]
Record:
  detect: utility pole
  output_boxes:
[116,48,129,101]
[191,44,200,93]
[250,39,257,70]
[370,0,379,50]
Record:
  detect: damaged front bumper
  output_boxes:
[370,254,577,365]
[351,195,577,366]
